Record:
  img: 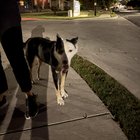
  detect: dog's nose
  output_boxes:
[63,64,69,69]
[62,64,69,73]
[63,60,68,65]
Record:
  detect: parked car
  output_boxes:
[127,6,133,10]
[112,7,119,12]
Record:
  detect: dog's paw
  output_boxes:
[61,90,68,99]
[57,97,65,106]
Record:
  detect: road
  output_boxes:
[21,15,140,99]
[1,15,139,99]
[118,10,140,27]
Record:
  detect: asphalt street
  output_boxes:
[118,10,140,27]
[21,14,140,99]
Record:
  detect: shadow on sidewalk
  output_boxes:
[0,26,50,140]
[0,63,50,140]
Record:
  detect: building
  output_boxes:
[19,0,71,11]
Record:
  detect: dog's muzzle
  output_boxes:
[62,64,69,73]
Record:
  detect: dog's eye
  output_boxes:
[69,50,73,52]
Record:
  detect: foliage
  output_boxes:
[79,0,119,9]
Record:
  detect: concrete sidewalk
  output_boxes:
[0,52,127,140]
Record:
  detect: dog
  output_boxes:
[24,34,78,105]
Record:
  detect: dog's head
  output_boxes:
[54,34,78,73]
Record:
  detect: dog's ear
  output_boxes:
[71,37,78,45]
[66,37,78,45]
[56,34,63,42]
[57,33,60,39]
[56,34,64,51]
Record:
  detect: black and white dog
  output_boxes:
[24,34,78,105]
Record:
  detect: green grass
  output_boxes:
[21,13,91,20]
[71,55,140,140]
[21,11,71,20]
[21,10,114,20]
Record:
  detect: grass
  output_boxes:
[71,55,140,140]
[21,13,91,20]
[21,10,115,20]
[21,11,71,20]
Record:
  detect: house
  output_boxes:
[19,0,71,11]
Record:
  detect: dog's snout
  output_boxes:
[63,60,68,65]
[62,60,69,73]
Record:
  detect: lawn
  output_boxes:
[71,55,140,140]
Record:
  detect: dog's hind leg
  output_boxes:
[60,72,68,99]
[51,67,65,105]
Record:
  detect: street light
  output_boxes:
[94,2,97,16]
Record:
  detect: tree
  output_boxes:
[127,0,140,7]
[104,0,119,9]
[79,0,119,10]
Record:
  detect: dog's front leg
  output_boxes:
[37,58,42,80]
[51,67,65,105]
[61,72,68,99]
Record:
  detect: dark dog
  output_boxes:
[24,34,78,105]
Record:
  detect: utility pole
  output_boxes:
[72,0,74,17]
